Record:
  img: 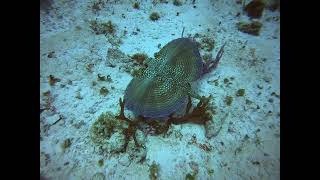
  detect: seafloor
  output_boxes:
[40,0,280,179]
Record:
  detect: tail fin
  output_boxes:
[202,42,226,75]
[210,42,226,70]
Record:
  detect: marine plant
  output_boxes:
[131,53,148,64]
[48,75,60,86]
[97,74,106,81]
[237,20,262,36]
[236,89,245,96]
[90,112,122,145]
[91,0,105,13]
[185,172,196,180]
[99,87,109,96]
[149,12,160,21]
[60,138,72,152]
[89,20,116,35]
[149,161,160,180]
[86,63,94,73]
[132,2,140,9]
[173,0,183,6]
[200,37,215,52]
[98,159,104,167]
[113,95,214,152]
[224,96,233,106]
[244,0,266,18]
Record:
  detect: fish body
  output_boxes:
[124,38,224,118]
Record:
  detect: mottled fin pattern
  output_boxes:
[124,38,214,118]
[124,76,189,118]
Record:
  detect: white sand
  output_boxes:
[40,0,280,179]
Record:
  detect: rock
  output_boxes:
[45,114,61,125]
[263,76,272,83]
[237,20,262,36]
[135,130,146,145]
[118,154,131,167]
[205,113,228,139]
[107,132,126,153]
[40,152,50,166]
[41,108,56,117]
[106,48,130,67]
[91,172,105,180]
[188,161,199,173]
[128,144,147,163]
[244,0,266,18]
[87,105,97,114]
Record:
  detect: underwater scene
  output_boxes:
[40,0,280,179]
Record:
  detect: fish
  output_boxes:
[124,38,225,118]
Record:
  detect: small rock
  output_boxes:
[107,132,126,153]
[188,161,199,173]
[47,51,56,58]
[236,89,245,97]
[118,154,131,167]
[263,76,272,83]
[244,0,265,18]
[135,130,146,145]
[205,113,228,139]
[60,138,72,152]
[106,48,131,67]
[40,152,50,166]
[86,106,97,114]
[73,120,85,129]
[127,143,147,164]
[46,114,61,125]
[237,20,262,36]
[91,172,105,180]
[98,159,104,167]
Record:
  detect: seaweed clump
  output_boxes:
[47,51,56,58]
[115,98,144,152]
[237,20,262,36]
[149,161,160,180]
[91,0,105,13]
[173,0,183,6]
[90,112,122,145]
[113,95,213,152]
[91,172,106,180]
[131,53,148,64]
[89,20,116,35]
[86,63,94,73]
[185,173,197,180]
[236,89,246,96]
[60,138,72,152]
[266,0,280,11]
[167,96,213,125]
[244,0,266,18]
[150,12,160,21]
[224,96,233,106]
[90,94,215,155]
[152,0,168,5]
[133,2,140,9]
[97,74,112,82]
[48,75,61,86]
[98,159,104,167]
[100,87,109,96]
[200,37,215,52]
[86,21,124,47]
